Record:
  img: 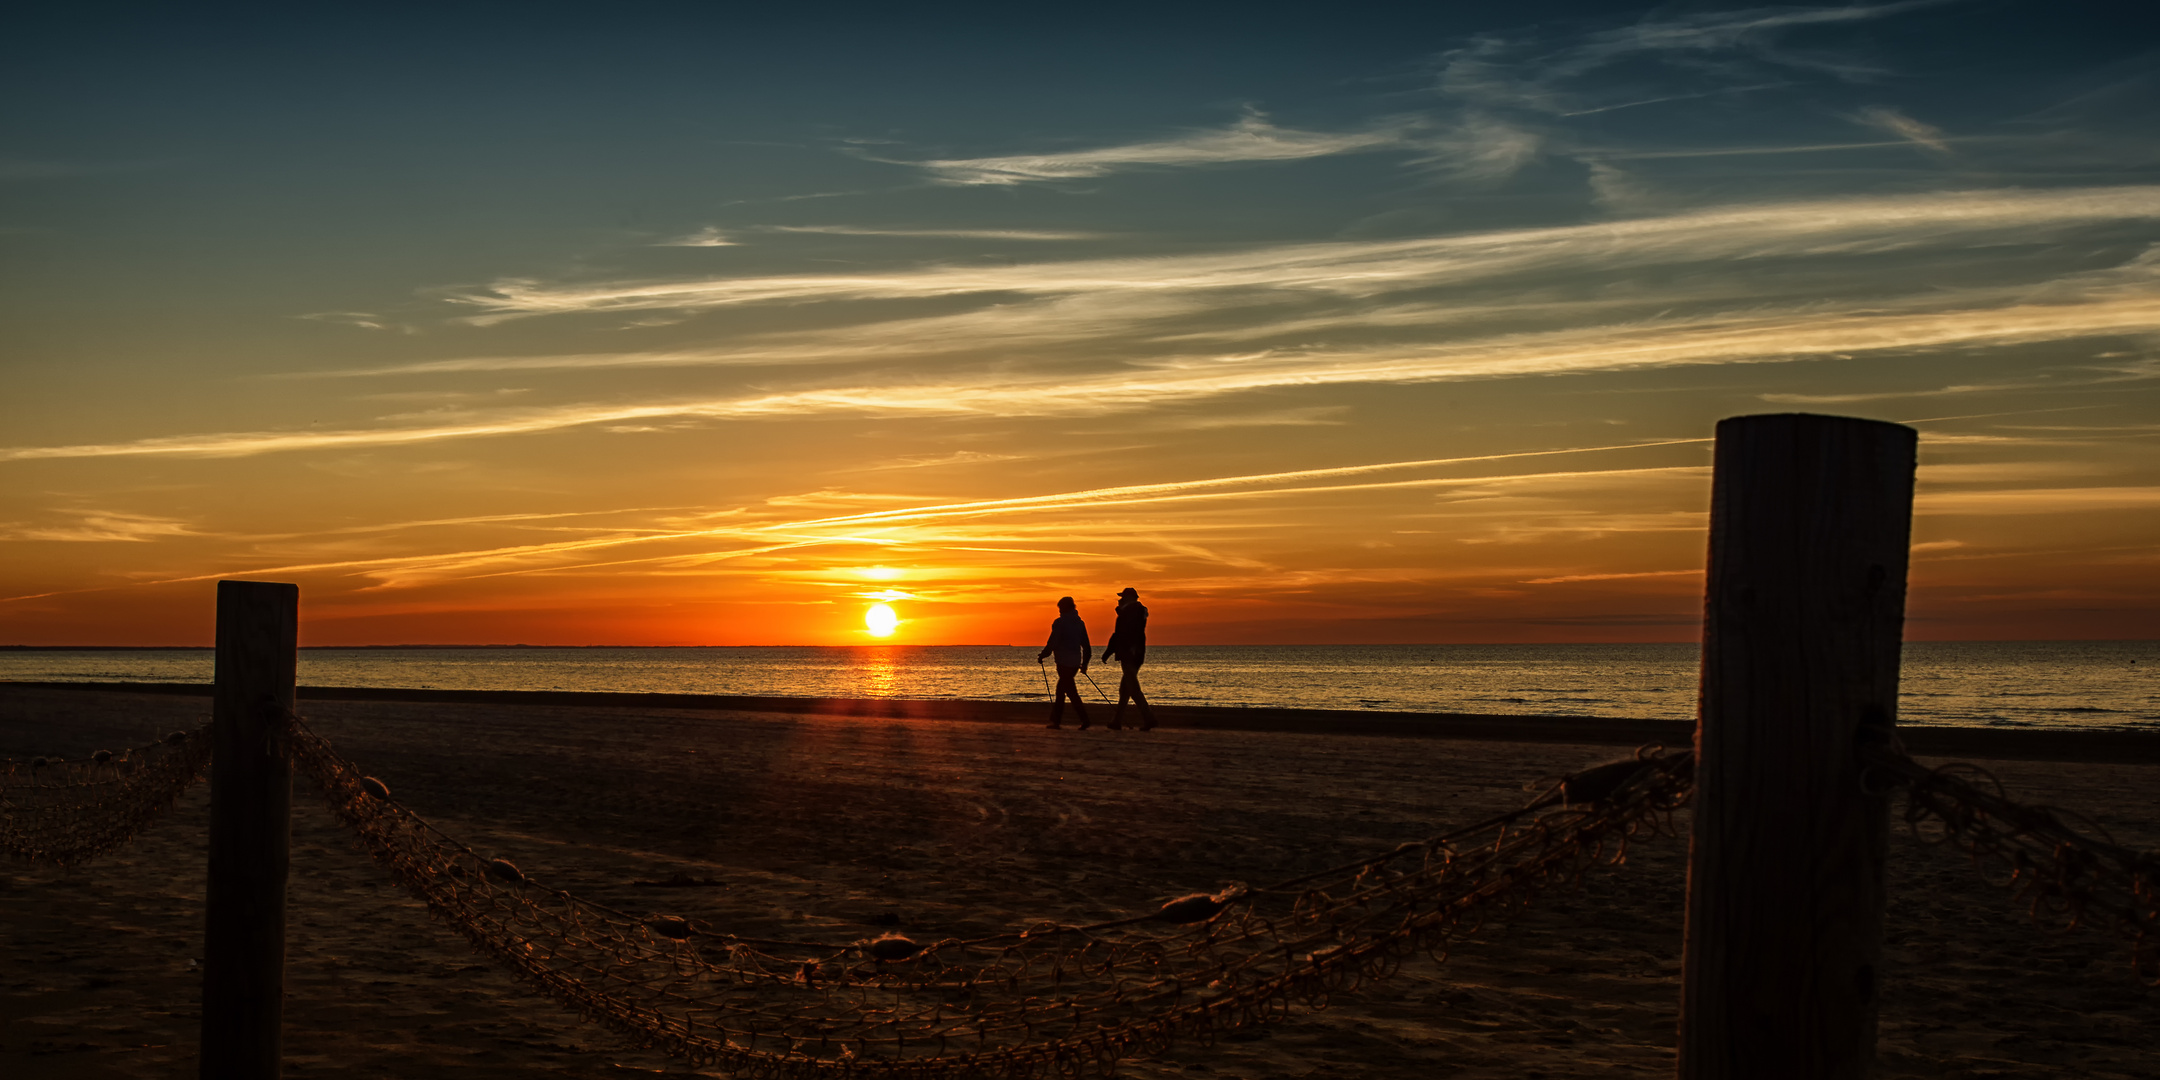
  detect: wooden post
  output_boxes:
[201,580,299,1080]
[1680,414,1916,1080]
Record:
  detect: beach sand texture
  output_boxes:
[3,686,2154,1079]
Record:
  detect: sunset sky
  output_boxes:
[4,2,2156,646]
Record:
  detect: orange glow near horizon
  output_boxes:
[5,430,2155,646]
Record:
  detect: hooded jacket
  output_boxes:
[1040,613,1090,669]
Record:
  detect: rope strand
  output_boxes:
[1,724,212,865]
[1860,743,2160,984]
[286,710,1692,1079]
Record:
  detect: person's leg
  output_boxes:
[1047,663,1065,727]
[1057,665,1090,728]
[1112,664,1139,729]
[1126,657,1155,729]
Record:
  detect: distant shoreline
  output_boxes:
[8,679,2156,764]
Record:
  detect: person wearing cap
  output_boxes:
[1102,587,1155,731]
[1036,596,1092,729]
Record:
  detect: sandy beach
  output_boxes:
[3,684,2155,1079]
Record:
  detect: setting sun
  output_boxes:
[864,604,899,637]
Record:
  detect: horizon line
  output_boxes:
[5,639,2152,651]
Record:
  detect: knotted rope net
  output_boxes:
[0,724,212,865]
[287,712,1691,1079]
[1863,744,2160,984]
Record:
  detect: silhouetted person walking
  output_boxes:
[1037,596,1091,729]
[1103,587,1155,731]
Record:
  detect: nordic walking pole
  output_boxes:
[1036,657,1054,698]
[1081,668,1113,704]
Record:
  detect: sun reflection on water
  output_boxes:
[860,648,900,696]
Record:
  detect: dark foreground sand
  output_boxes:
[3,686,2154,1079]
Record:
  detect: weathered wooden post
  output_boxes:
[1680,414,1916,1080]
[201,579,299,1079]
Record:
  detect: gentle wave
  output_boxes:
[2,641,2154,731]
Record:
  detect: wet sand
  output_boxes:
[3,685,2155,1078]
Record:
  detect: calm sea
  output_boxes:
[3,642,2153,731]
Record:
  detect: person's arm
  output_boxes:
[1038,622,1057,661]
[1079,625,1091,672]
[1102,629,1119,663]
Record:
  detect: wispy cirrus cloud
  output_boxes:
[1853,105,1953,153]
[264,184,2160,383]
[1442,2,1943,118]
[8,292,2149,465]
[1522,568,1701,584]
[1916,486,2160,515]
[286,348,800,378]
[1565,1,1944,74]
[866,451,1029,471]
[1762,381,2054,404]
[1430,1,1967,192]
[449,186,2160,319]
[12,187,2158,463]
[19,443,2140,605]
[902,112,1419,186]
[248,507,705,541]
[31,446,1707,595]
[13,268,2160,460]
[867,4,1948,195]
[295,311,410,333]
[1598,140,1933,160]
[655,226,737,247]
[302,461,1714,592]
[1,510,200,543]
[647,223,1109,249]
[761,445,1710,532]
[764,225,1107,240]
